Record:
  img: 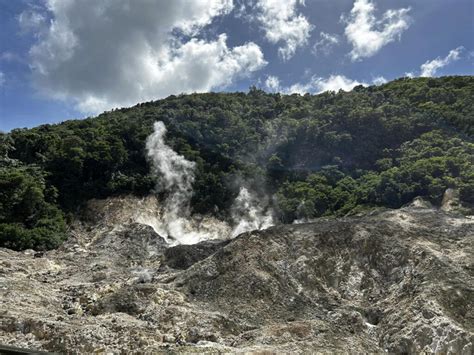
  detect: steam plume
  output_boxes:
[231,187,274,237]
[146,121,222,244]
[146,121,274,244]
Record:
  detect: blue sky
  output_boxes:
[1,0,473,132]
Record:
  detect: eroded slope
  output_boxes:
[0,197,473,353]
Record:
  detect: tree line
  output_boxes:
[1,76,472,250]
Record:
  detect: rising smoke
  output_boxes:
[145,121,275,245]
[231,187,274,237]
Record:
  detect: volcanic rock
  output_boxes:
[0,196,472,353]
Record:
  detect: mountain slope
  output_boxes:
[1,76,473,250]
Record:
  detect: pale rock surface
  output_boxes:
[0,196,473,353]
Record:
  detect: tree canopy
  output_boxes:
[1,76,473,250]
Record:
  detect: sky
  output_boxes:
[0,0,473,132]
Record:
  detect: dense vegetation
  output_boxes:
[0,135,66,250]
[1,76,473,250]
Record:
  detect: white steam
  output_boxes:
[146,121,195,220]
[146,121,274,245]
[231,187,274,237]
[132,267,154,283]
[146,121,225,244]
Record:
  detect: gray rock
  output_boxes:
[163,239,231,270]
[0,200,473,353]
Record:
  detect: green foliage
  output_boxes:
[276,130,473,221]
[0,164,66,250]
[2,76,473,250]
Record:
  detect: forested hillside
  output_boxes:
[1,76,473,250]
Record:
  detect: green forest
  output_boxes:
[1,76,473,250]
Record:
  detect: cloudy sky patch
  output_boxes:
[0,0,472,131]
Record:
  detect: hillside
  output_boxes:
[1,76,473,250]
[0,196,472,352]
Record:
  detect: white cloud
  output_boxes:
[420,47,463,77]
[18,8,46,33]
[313,32,339,56]
[264,74,389,94]
[343,0,411,61]
[0,72,5,86]
[307,75,364,93]
[264,75,281,92]
[254,0,313,61]
[26,0,267,114]
[372,76,387,85]
[264,74,364,94]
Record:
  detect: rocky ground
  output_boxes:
[0,196,473,353]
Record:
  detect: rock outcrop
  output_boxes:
[0,197,473,353]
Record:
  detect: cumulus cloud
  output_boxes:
[26,0,266,113]
[420,47,464,77]
[343,0,411,61]
[254,0,313,61]
[312,32,339,56]
[264,74,364,94]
